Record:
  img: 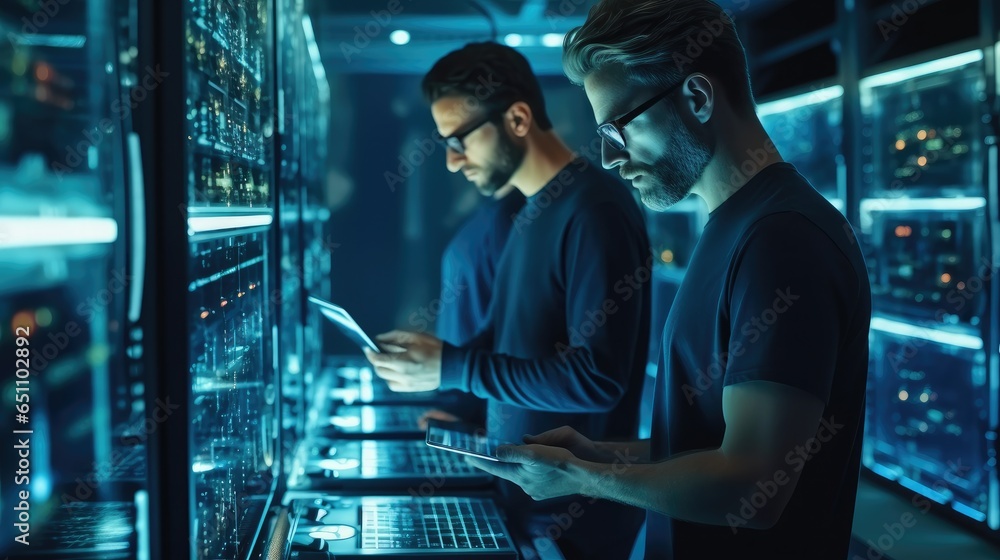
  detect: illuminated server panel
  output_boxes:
[184,0,272,215]
[277,0,307,485]
[183,0,277,555]
[275,1,331,487]
[299,13,332,412]
[758,85,846,213]
[0,0,149,557]
[150,0,278,558]
[188,233,274,560]
[858,50,999,533]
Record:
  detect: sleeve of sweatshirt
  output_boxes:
[439,202,649,412]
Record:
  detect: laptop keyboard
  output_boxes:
[361,497,510,550]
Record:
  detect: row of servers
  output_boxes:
[0,0,998,559]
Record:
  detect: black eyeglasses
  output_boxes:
[597,80,685,151]
[434,112,498,155]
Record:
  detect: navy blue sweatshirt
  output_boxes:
[439,157,651,559]
[435,190,526,346]
[434,190,525,427]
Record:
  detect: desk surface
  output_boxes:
[852,476,1000,560]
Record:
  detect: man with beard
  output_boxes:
[462,2,872,560]
[364,42,651,560]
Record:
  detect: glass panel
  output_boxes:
[860,51,985,198]
[0,246,141,558]
[758,86,844,206]
[864,328,990,522]
[189,232,274,559]
[862,206,987,326]
[0,0,143,557]
[185,0,273,212]
[277,0,305,481]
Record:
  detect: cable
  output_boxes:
[465,0,498,42]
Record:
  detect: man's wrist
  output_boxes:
[438,342,468,392]
[570,459,611,500]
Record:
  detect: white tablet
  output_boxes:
[307,296,380,353]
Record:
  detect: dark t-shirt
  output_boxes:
[646,162,871,559]
[440,158,651,559]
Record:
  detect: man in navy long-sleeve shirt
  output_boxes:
[365,42,650,560]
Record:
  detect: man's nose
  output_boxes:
[601,141,627,169]
[446,147,465,173]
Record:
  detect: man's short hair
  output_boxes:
[563,0,756,116]
[422,41,554,130]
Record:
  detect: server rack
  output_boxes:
[0,0,149,557]
[858,46,999,535]
[141,0,280,558]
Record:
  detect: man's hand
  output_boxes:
[418,409,460,430]
[363,330,443,392]
[465,444,587,501]
[523,426,607,463]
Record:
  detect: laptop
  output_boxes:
[319,404,427,440]
[285,494,519,558]
[288,438,493,490]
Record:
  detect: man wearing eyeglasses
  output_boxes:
[461,2,873,560]
[364,41,650,559]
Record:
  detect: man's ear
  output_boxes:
[682,73,714,125]
[506,101,533,138]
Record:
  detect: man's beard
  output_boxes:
[474,128,526,196]
[631,111,713,211]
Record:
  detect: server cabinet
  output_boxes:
[0,0,149,557]
[858,49,999,534]
[143,0,279,558]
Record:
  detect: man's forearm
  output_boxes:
[593,439,651,463]
[572,448,782,530]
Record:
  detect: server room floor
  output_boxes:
[851,478,1000,560]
